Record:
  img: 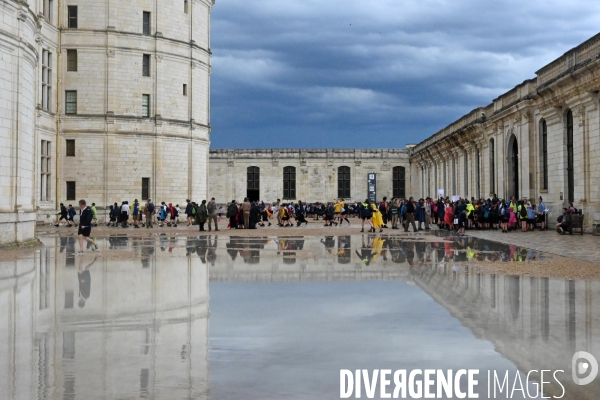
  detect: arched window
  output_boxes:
[443,161,447,195]
[566,110,574,203]
[393,166,406,198]
[337,166,351,198]
[540,119,548,190]
[283,166,296,199]
[463,150,468,196]
[475,147,480,198]
[247,166,260,201]
[489,138,495,194]
[451,156,456,195]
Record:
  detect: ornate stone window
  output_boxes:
[393,166,405,198]
[283,166,296,200]
[337,166,351,199]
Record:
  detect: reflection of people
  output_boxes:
[78,255,98,308]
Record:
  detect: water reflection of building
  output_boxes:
[211,235,411,282]
[0,237,209,400]
[410,263,600,400]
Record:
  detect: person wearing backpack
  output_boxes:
[360,199,373,232]
[196,200,208,231]
[207,197,219,231]
[226,200,238,229]
[144,199,156,228]
[167,203,178,227]
[518,200,528,232]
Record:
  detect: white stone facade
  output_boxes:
[410,33,600,231]
[0,0,213,244]
[209,149,411,203]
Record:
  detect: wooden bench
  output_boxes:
[569,211,584,235]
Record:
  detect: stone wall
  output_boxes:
[410,33,600,231]
[0,0,39,244]
[209,149,411,203]
[0,0,213,237]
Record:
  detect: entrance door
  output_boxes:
[507,135,519,199]
[247,166,260,201]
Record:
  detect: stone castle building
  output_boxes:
[410,33,600,230]
[1,0,213,244]
[208,149,411,203]
[212,33,600,231]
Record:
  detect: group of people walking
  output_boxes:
[56,191,575,256]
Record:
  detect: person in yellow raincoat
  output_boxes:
[371,203,384,233]
[370,237,386,262]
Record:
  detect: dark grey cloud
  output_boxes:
[210,0,600,149]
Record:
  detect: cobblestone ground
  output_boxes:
[464,228,600,263]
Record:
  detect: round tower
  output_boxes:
[59,0,213,206]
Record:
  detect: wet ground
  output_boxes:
[1,231,600,399]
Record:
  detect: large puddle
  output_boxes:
[1,233,599,399]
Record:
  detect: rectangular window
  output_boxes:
[143,12,151,35]
[43,0,53,22]
[142,178,150,200]
[183,84,187,96]
[68,6,78,29]
[66,181,76,201]
[66,49,77,71]
[184,0,189,13]
[40,140,51,201]
[65,91,77,114]
[283,166,296,199]
[142,94,150,117]
[66,139,75,156]
[42,50,52,111]
[337,166,351,199]
[142,54,150,76]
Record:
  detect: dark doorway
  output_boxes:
[507,134,519,199]
[247,166,260,201]
[566,110,574,203]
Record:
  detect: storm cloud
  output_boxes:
[210,0,600,149]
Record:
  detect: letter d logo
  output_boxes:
[572,351,599,385]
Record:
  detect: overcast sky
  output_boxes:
[210,0,600,149]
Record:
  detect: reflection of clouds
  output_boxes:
[210,281,528,399]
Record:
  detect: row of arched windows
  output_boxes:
[245,166,406,200]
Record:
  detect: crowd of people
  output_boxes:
[56,192,580,254]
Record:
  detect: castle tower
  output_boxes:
[0,0,214,244]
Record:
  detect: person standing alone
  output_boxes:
[242,198,251,229]
[207,197,219,231]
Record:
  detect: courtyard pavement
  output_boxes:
[464,228,600,263]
